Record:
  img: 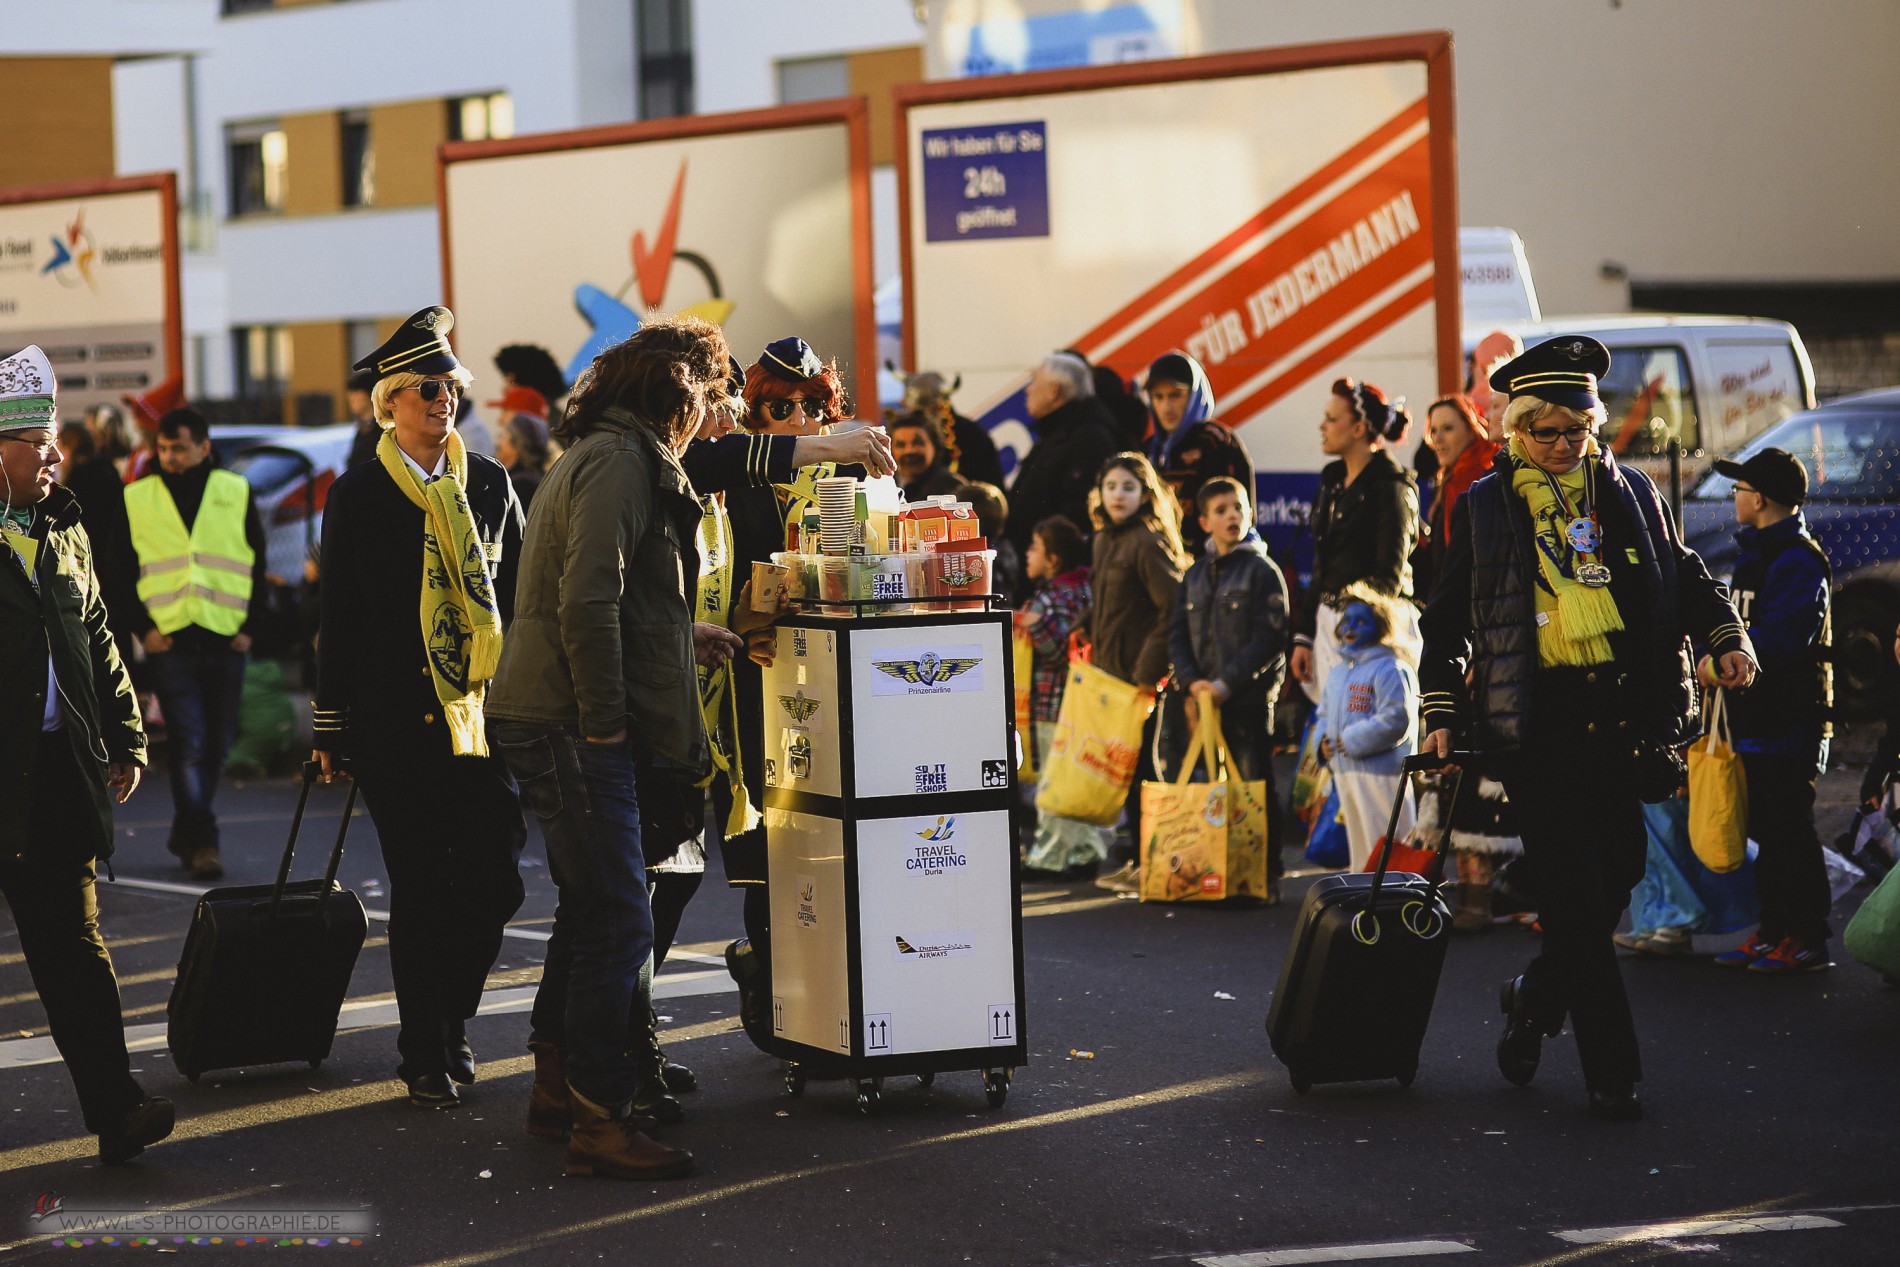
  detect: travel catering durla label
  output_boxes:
[907,816,967,876]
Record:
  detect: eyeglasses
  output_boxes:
[0,435,58,460]
[760,397,828,423]
[1526,424,1592,446]
[408,379,463,403]
[1733,483,1759,496]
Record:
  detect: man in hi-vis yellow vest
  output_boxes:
[110,408,266,880]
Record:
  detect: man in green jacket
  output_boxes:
[0,345,174,1163]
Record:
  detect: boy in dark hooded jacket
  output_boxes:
[1160,476,1290,898]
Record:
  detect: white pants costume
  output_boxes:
[1332,766,1416,872]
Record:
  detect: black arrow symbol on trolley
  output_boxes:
[868,1019,889,1048]
[992,1009,1013,1039]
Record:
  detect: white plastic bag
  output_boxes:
[1822,844,1866,904]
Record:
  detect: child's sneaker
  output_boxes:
[1713,936,1777,968]
[1747,938,1833,974]
[1612,929,1655,952]
[1635,926,1692,956]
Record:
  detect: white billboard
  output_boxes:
[442,101,878,414]
[0,175,180,422]
[896,37,1460,540]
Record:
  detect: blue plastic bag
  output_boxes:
[1304,783,1349,869]
[1632,794,1760,935]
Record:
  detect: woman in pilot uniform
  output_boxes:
[312,306,526,1110]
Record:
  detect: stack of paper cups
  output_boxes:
[816,476,858,555]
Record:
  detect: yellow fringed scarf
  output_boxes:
[1507,433,1624,668]
[378,429,504,757]
[694,493,760,836]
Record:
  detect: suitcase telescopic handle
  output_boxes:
[267,760,355,922]
[1359,750,1481,933]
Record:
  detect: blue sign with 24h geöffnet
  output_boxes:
[920,121,1049,243]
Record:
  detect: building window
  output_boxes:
[346,320,384,370]
[449,92,515,143]
[636,0,694,120]
[227,122,287,217]
[341,110,374,207]
[777,55,849,105]
[232,325,293,403]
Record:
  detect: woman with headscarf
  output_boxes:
[1419,336,1755,1121]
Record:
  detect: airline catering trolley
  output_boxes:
[760,602,1027,1114]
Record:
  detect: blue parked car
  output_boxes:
[1681,387,1900,714]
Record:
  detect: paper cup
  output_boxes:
[751,561,791,613]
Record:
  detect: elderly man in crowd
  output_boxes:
[1,345,173,1164]
[1004,351,1121,571]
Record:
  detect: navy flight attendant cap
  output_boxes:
[1489,335,1611,412]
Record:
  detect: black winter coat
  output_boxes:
[1005,396,1121,560]
[1294,448,1418,641]
[1167,536,1288,708]
[1418,450,1750,752]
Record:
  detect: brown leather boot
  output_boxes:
[526,1042,570,1139]
[564,1083,695,1180]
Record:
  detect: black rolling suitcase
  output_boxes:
[167,761,367,1082]
[1266,753,1464,1094]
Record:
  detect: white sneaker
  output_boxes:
[1094,861,1141,894]
[1636,926,1693,956]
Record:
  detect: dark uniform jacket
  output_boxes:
[1294,448,1419,643]
[1167,534,1288,711]
[487,409,706,770]
[313,452,522,758]
[1005,396,1121,560]
[1726,513,1831,758]
[1,486,145,860]
[1418,449,1750,752]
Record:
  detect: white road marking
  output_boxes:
[1196,1240,1475,1266]
[1552,1215,1844,1244]
[0,970,734,1071]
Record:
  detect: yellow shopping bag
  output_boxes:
[1037,661,1155,825]
[1688,688,1749,874]
[1139,701,1271,902]
[1013,628,1038,783]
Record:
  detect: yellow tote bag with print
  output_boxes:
[1037,661,1154,825]
[1013,628,1038,783]
[1688,688,1749,874]
[1138,702,1271,903]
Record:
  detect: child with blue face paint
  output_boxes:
[1314,584,1420,870]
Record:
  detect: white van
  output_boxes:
[1470,314,1818,478]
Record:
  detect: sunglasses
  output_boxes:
[1526,424,1591,446]
[760,397,828,423]
[408,379,463,403]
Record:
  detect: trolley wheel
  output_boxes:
[854,1080,882,1117]
[785,1068,806,1098]
[982,1068,1010,1108]
[1290,1073,1312,1096]
[917,1072,936,1089]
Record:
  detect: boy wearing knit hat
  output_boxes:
[1,345,174,1162]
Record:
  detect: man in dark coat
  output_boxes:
[1005,352,1120,566]
[1,344,174,1163]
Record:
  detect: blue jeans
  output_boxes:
[493,723,654,1107]
[146,644,246,855]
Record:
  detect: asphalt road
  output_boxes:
[2,725,1897,1266]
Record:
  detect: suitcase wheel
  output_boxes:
[183,1070,200,1085]
[1396,1062,1417,1089]
[1289,1072,1312,1096]
[309,1060,322,1071]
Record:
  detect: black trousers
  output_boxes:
[353,736,526,1077]
[1494,671,1650,1091]
[0,733,144,1133]
[1741,752,1832,947]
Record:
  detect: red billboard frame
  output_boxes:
[892,33,1462,396]
[0,171,184,389]
[438,98,880,417]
